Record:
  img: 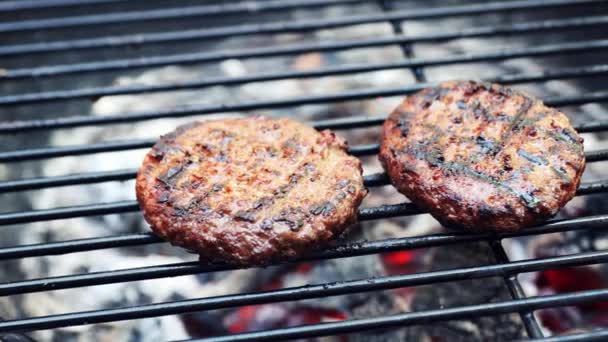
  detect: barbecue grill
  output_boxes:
[1,0,608,341]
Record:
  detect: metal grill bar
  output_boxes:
[582,149,608,162]
[0,169,138,193]
[0,276,606,334]
[2,111,605,191]
[0,178,605,226]
[0,200,417,226]
[0,0,601,57]
[0,117,604,162]
[0,161,605,196]
[4,34,608,82]
[0,247,605,310]
[1,212,605,262]
[0,140,381,163]
[0,233,162,260]
[0,139,156,163]
[522,330,608,342]
[0,0,366,34]
[547,92,608,107]
[0,0,126,13]
[577,181,608,195]
[379,0,426,82]
[0,113,605,184]
[187,290,608,342]
[490,240,544,338]
[2,73,607,135]
[5,20,608,106]
[0,170,386,193]
[0,201,140,226]
[0,137,605,165]
[0,168,391,194]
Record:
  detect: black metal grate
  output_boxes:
[1,0,608,341]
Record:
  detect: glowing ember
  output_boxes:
[536,266,608,333]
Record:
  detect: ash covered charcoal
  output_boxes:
[404,242,525,342]
[281,254,411,341]
[348,294,410,342]
[283,255,388,311]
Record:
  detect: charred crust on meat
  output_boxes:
[157,165,184,186]
[309,201,336,217]
[502,155,513,172]
[336,179,350,190]
[393,115,412,137]
[260,219,273,230]
[517,150,549,166]
[346,185,357,194]
[319,202,337,217]
[136,117,366,265]
[475,136,497,154]
[455,100,467,110]
[157,192,170,204]
[478,204,495,220]
[234,210,256,223]
[379,80,585,232]
[551,166,571,183]
[252,197,273,210]
[304,163,316,174]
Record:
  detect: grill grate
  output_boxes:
[1,0,608,341]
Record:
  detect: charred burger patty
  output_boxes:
[136,116,367,265]
[379,81,585,231]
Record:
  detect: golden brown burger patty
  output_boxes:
[379,81,585,231]
[136,117,367,265]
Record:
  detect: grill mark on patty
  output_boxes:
[138,117,367,264]
[511,111,583,155]
[449,94,544,207]
[516,111,550,128]
[410,107,577,183]
[517,150,571,183]
[549,130,585,154]
[471,167,537,208]
[271,162,315,199]
[474,135,498,154]
[421,123,445,143]
[234,209,257,223]
[380,81,585,231]
[414,123,497,157]
[517,150,549,165]
[551,166,571,182]
[469,100,494,123]
[449,93,534,157]
[461,84,510,127]
[399,138,542,209]
[442,159,540,209]
[493,96,534,152]
[392,112,414,137]
[309,201,337,217]
[509,98,534,131]
[513,108,583,156]
[238,158,351,223]
[157,164,185,187]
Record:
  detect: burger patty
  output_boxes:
[136,116,367,265]
[379,81,585,231]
